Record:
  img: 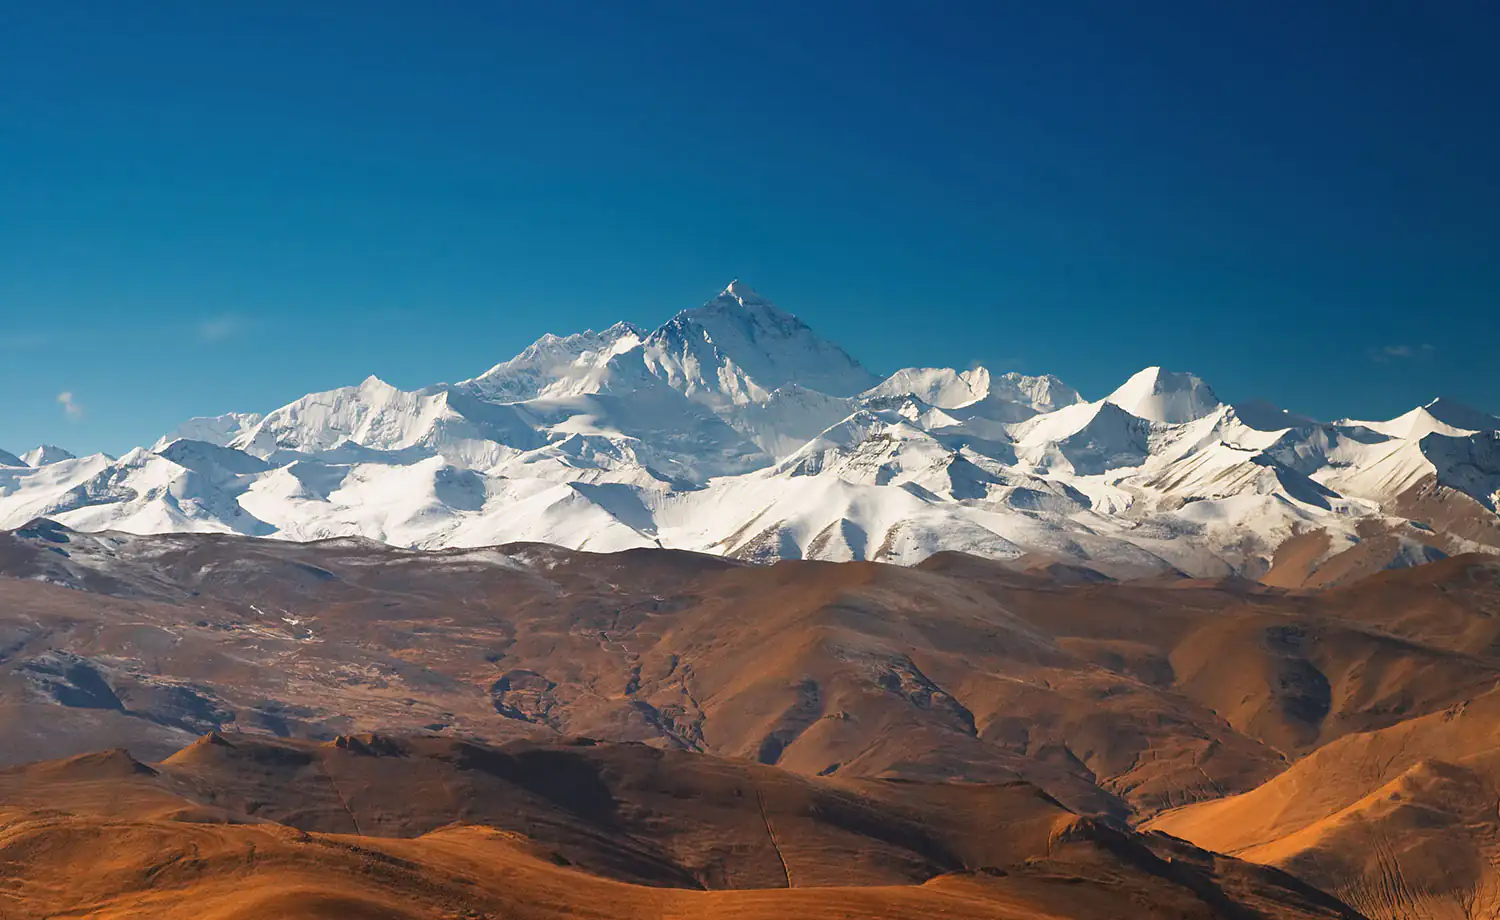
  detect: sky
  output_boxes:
[2,1,1497,456]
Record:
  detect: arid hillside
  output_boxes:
[0,733,1359,919]
[3,520,1500,916]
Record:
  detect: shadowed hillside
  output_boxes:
[4,523,1500,916]
[0,733,1361,919]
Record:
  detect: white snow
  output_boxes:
[20,445,76,467]
[2,283,1497,577]
[1345,398,1500,442]
[1105,366,1222,424]
[863,367,990,409]
[152,412,265,451]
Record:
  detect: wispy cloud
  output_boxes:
[0,332,53,350]
[57,391,83,420]
[197,314,248,343]
[1368,343,1436,364]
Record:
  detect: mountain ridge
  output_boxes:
[2,281,1497,580]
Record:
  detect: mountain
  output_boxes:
[463,321,645,403]
[1105,366,1222,424]
[19,444,75,467]
[861,367,1085,423]
[0,447,24,467]
[1,733,1361,920]
[1,281,1497,578]
[1147,556,1500,919]
[863,366,991,407]
[640,280,880,407]
[151,411,264,450]
[1232,398,1321,432]
[6,523,1499,917]
[1344,396,1500,441]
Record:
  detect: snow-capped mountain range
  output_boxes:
[4,281,1498,578]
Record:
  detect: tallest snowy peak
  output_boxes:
[700,279,782,318]
[644,283,880,403]
[8,273,1500,577]
[720,279,767,305]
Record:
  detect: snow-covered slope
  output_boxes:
[4,282,1498,578]
[861,367,1084,423]
[1106,367,1221,424]
[863,367,989,409]
[20,445,76,467]
[990,371,1085,414]
[152,412,264,450]
[463,322,644,403]
[1344,397,1500,441]
[1231,400,1319,432]
[639,280,880,408]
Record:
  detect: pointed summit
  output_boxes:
[1354,396,1500,440]
[1105,367,1221,424]
[1423,397,1500,433]
[643,283,880,405]
[720,279,768,306]
[20,445,76,467]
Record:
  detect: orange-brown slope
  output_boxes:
[1149,681,1500,920]
[0,733,1362,920]
[7,525,1500,866]
[0,537,1291,817]
[625,557,1272,815]
[1259,520,1456,590]
[7,530,1498,826]
[922,552,1500,776]
[1310,553,1500,656]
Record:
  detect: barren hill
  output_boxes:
[5,522,1500,916]
[0,733,1359,919]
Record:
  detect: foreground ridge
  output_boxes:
[0,731,1365,919]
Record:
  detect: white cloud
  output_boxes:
[197,314,247,342]
[1368,343,1436,364]
[57,391,83,420]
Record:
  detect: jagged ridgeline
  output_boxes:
[2,281,1497,579]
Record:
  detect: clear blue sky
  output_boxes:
[3,1,1496,456]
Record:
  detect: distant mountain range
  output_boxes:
[4,281,1497,579]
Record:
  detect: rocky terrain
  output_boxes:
[4,521,1500,916]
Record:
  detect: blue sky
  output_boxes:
[2,1,1496,456]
